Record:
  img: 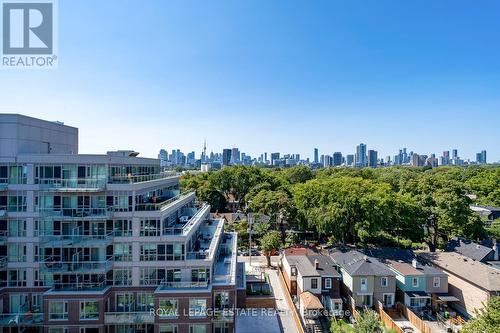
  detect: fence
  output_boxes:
[396,302,432,333]
[374,300,405,333]
[278,268,305,333]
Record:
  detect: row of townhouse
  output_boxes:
[280,247,458,323]
[0,114,242,333]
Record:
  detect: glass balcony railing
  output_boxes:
[0,230,7,243]
[0,180,7,190]
[38,207,110,219]
[135,191,195,211]
[0,206,6,217]
[0,313,44,326]
[104,311,154,324]
[39,231,113,247]
[157,280,209,291]
[52,279,108,291]
[39,256,113,273]
[108,172,179,184]
[37,178,106,191]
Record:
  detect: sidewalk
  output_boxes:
[265,267,300,333]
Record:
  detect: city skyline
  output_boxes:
[1,1,499,161]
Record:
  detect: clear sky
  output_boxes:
[1,0,499,162]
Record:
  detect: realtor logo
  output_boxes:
[1,0,57,68]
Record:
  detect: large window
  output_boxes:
[114,268,132,286]
[189,299,207,317]
[80,300,99,320]
[113,219,132,236]
[114,243,132,261]
[7,193,26,212]
[8,269,27,286]
[159,299,178,318]
[8,219,26,237]
[49,301,68,320]
[137,293,154,312]
[116,294,134,312]
[191,268,209,282]
[189,325,207,333]
[140,219,160,236]
[140,243,157,261]
[214,292,230,309]
[8,243,26,262]
[160,325,178,333]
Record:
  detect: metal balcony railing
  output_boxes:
[135,191,195,211]
[104,311,154,324]
[0,313,44,326]
[108,172,179,184]
[52,279,108,291]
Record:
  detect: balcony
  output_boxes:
[0,256,7,269]
[0,230,7,245]
[105,312,154,324]
[212,310,235,323]
[0,313,44,327]
[39,231,113,247]
[52,279,108,292]
[108,172,180,184]
[135,190,195,211]
[38,207,111,220]
[37,178,106,192]
[156,280,209,291]
[39,256,113,274]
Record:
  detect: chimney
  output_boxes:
[314,259,319,269]
[412,259,421,269]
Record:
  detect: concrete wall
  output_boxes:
[0,114,78,157]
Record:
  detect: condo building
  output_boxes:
[0,114,238,333]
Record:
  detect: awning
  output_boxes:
[436,295,460,302]
[406,291,431,298]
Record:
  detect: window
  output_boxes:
[80,301,99,320]
[116,294,134,312]
[140,243,157,261]
[159,299,178,317]
[8,269,27,286]
[361,294,372,307]
[324,278,332,289]
[9,294,28,313]
[140,219,160,236]
[114,268,132,286]
[192,268,209,282]
[32,293,43,313]
[114,219,132,236]
[290,266,297,276]
[49,301,68,320]
[8,219,26,237]
[214,292,230,309]
[311,278,318,289]
[8,243,26,262]
[433,277,440,288]
[160,325,178,333]
[383,293,394,307]
[114,243,132,261]
[190,325,207,333]
[137,293,154,312]
[189,299,207,317]
[49,329,68,333]
[412,277,419,287]
[360,278,368,291]
[214,323,229,333]
[381,277,388,287]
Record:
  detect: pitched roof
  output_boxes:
[418,251,500,292]
[329,249,395,277]
[361,248,446,276]
[387,260,424,276]
[445,237,494,262]
[299,291,324,310]
[284,248,340,278]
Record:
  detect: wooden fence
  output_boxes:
[396,302,432,333]
[374,300,405,333]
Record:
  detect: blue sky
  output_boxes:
[1,0,499,161]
